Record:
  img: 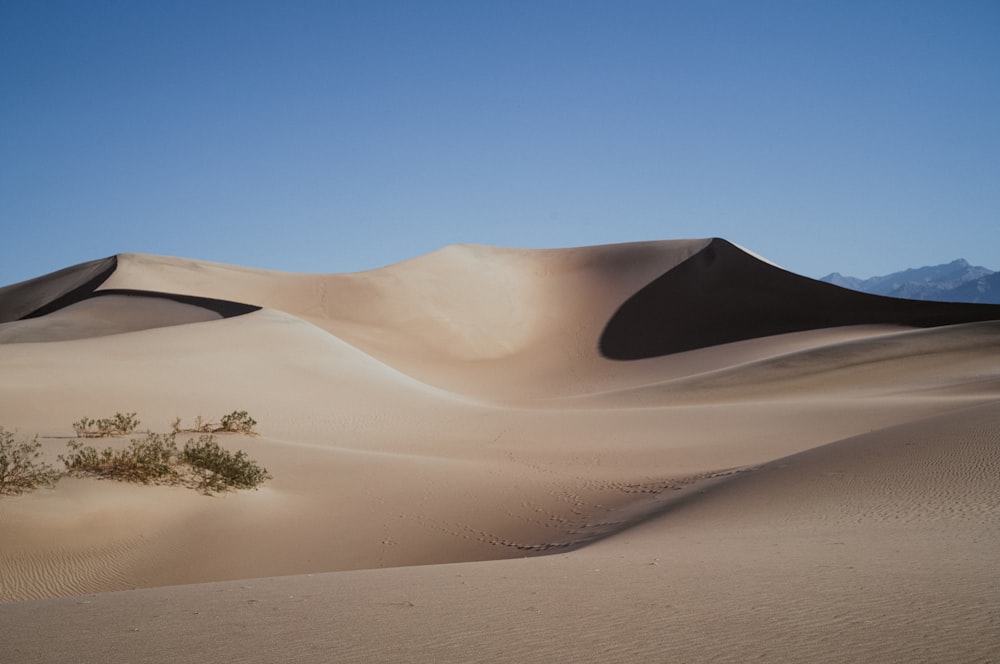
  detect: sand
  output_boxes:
[1,237,999,662]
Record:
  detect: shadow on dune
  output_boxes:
[600,238,1000,360]
[80,289,262,318]
[2,255,261,321]
[1,256,119,322]
[0,289,261,344]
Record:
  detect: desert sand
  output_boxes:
[1,237,998,663]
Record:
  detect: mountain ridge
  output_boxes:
[821,258,998,303]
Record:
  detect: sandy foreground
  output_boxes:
[1,238,998,662]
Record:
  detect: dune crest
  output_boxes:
[0,256,117,323]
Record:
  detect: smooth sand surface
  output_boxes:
[2,238,999,662]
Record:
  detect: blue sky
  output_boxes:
[2,1,998,286]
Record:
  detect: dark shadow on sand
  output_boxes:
[600,238,1000,360]
[14,256,119,321]
[14,256,260,320]
[75,289,262,318]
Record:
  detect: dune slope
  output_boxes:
[0,256,117,323]
[602,237,1000,358]
[4,402,998,663]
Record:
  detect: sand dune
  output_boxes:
[2,238,999,662]
[0,256,116,323]
[0,294,227,343]
[6,403,998,663]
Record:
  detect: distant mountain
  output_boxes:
[945,271,1000,304]
[820,259,999,304]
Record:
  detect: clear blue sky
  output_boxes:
[2,1,998,286]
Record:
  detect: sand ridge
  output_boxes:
[0,256,116,322]
[1,238,999,662]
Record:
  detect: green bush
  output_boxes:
[60,433,179,484]
[60,431,269,493]
[72,412,141,438]
[219,410,257,434]
[0,428,62,495]
[1,411,269,497]
[182,435,271,492]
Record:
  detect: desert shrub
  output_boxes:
[60,427,269,494]
[219,410,258,434]
[171,415,213,434]
[72,412,141,438]
[0,428,62,495]
[182,435,270,492]
[172,411,258,435]
[61,433,179,484]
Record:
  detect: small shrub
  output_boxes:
[182,435,270,492]
[0,428,62,495]
[4,411,269,495]
[61,433,179,484]
[171,416,214,434]
[72,412,141,438]
[194,416,215,433]
[218,411,257,435]
[172,411,258,435]
[72,418,96,437]
[60,430,269,494]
